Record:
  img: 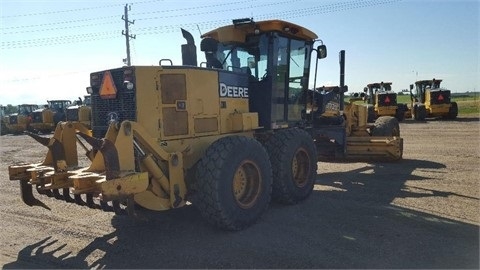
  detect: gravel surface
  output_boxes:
[0,116,479,269]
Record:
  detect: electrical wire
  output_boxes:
[1,0,402,50]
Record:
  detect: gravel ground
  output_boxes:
[0,116,479,269]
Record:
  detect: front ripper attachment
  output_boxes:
[8,121,149,216]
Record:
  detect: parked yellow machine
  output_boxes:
[4,104,38,134]
[8,19,403,230]
[30,100,72,133]
[0,105,7,135]
[363,82,407,122]
[409,79,457,120]
[66,96,92,129]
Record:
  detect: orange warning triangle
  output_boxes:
[384,96,390,103]
[99,71,117,99]
[438,94,444,101]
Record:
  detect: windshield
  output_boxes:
[18,105,36,115]
[217,44,256,75]
[49,101,71,110]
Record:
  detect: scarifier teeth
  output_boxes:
[63,188,74,203]
[20,180,51,210]
[24,131,50,147]
[77,132,103,150]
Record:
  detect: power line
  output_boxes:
[0,3,122,18]
[1,0,402,50]
[2,21,118,35]
[0,16,118,30]
[135,0,295,21]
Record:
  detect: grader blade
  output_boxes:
[345,136,403,161]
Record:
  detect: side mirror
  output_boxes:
[317,45,327,59]
[409,84,414,90]
[363,87,368,92]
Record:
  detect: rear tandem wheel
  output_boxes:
[264,128,317,204]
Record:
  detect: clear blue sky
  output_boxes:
[0,0,478,105]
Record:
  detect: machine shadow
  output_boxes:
[315,158,450,205]
[4,159,479,269]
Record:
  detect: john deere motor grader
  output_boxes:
[30,99,72,133]
[4,104,38,134]
[66,95,92,129]
[1,105,7,135]
[363,82,407,122]
[409,78,457,120]
[8,19,402,231]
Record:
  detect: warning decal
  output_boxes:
[100,71,117,99]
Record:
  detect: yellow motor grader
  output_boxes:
[66,95,92,129]
[30,99,72,133]
[409,79,458,120]
[1,105,7,135]
[8,18,402,230]
[363,82,407,122]
[4,104,38,134]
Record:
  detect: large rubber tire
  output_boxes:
[264,128,317,204]
[395,104,407,122]
[446,102,458,120]
[371,116,400,137]
[194,136,272,231]
[414,104,427,121]
[366,105,376,123]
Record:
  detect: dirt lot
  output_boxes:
[0,117,479,269]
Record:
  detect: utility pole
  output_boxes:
[122,4,136,66]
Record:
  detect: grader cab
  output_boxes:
[409,79,458,120]
[8,18,403,230]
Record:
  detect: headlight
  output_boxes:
[124,81,134,90]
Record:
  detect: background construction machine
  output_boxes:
[409,78,458,120]
[0,105,7,135]
[66,96,92,129]
[30,99,72,133]
[3,104,38,134]
[363,82,407,122]
[8,19,402,231]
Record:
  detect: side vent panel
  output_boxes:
[163,108,188,136]
[161,74,186,104]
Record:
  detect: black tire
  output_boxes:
[195,136,272,231]
[366,105,376,123]
[413,104,427,121]
[264,128,317,204]
[446,102,458,120]
[395,104,406,122]
[371,116,400,137]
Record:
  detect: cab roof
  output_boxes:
[367,82,392,87]
[201,19,318,43]
[415,79,443,84]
